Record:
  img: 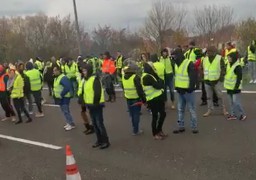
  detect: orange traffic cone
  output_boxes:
[66,145,82,180]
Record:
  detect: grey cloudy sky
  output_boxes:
[0,0,255,30]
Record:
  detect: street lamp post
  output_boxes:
[73,0,82,55]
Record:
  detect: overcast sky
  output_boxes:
[0,0,255,30]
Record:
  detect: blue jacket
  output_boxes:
[54,75,73,105]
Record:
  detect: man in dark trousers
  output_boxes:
[0,65,16,121]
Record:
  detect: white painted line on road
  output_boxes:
[0,134,62,150]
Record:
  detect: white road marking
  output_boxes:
[0,134,62,150]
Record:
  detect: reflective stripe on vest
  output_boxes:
[153,62,165,81]
[141,73,163,101]
[122,74,139,99]
[174,59,191,89]
[224,61,242,90]
[159,56,173,74]
[25,69,42,91]
[203,55,221,81]
[247,46,256,61]
[83,76,104,105]
[53,74,71,98]
[0,73,7,92]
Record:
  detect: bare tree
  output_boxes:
[236,17,256,52]
[142,0,187,52]
[194,5,234,41]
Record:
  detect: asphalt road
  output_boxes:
[0,88,256,180]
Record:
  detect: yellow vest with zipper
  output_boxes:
[25,69,42,91]
[53,74,71,98]
[141,73,163,101]
[11,73,24,99]
[203,55,221,81]
[175,59,191,88]
[83,76,104,105]
[159,56,173,74]
[153,62,165,81]
[122,74,139,99]
[224,61,242,90]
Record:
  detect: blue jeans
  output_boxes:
[164,73,175,102]
[227,93,245,117]
[177,92,197,129]
[89,106,109,144]
[127,99,141,134]
[60,104,75,126]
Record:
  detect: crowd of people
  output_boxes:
[0,40,255,150]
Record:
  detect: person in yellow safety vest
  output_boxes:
[25,62,44,118]
[81,63,110,149]
[115,51,124,84]
[34,57,44,73]
[224,52,247,121]
[122,61,146,136]
[247,40,256,83]
[201,46,228,117]
[171,48,198,134]
[77,62,95,135]
[53,65,76,131]
[141,62,167,140]
[159,49,176,109]
[63,58,79,97]
[8,68,32,124]
[184,41,202,63]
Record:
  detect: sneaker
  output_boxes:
[29,111,33,115]
[132,130,144,136]
[99,143,110,149]
[203,111,211,117]
[192,129,199,134]
[35,113,44,118]
[239,115,247,121]
[25,118,32,123]
[15,120,22,125]
[63,124,69,128]
[227,115,237,121]
[249,80,254,84]
[173,127,185,134]
[159,131,168,137]
[11,116,16,122]
[254,80,256,84]
[154,135,163,140]
[1,117,9,122]
[92,142,101,148]
[65,124,75,131]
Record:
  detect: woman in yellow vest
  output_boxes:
[122,61,146,136]
[141,62,166,140]
[224,52,247,121]
[77,63,94,135]
[172,48,198,134]
[8,68,32,124]
[82,64,110,149]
